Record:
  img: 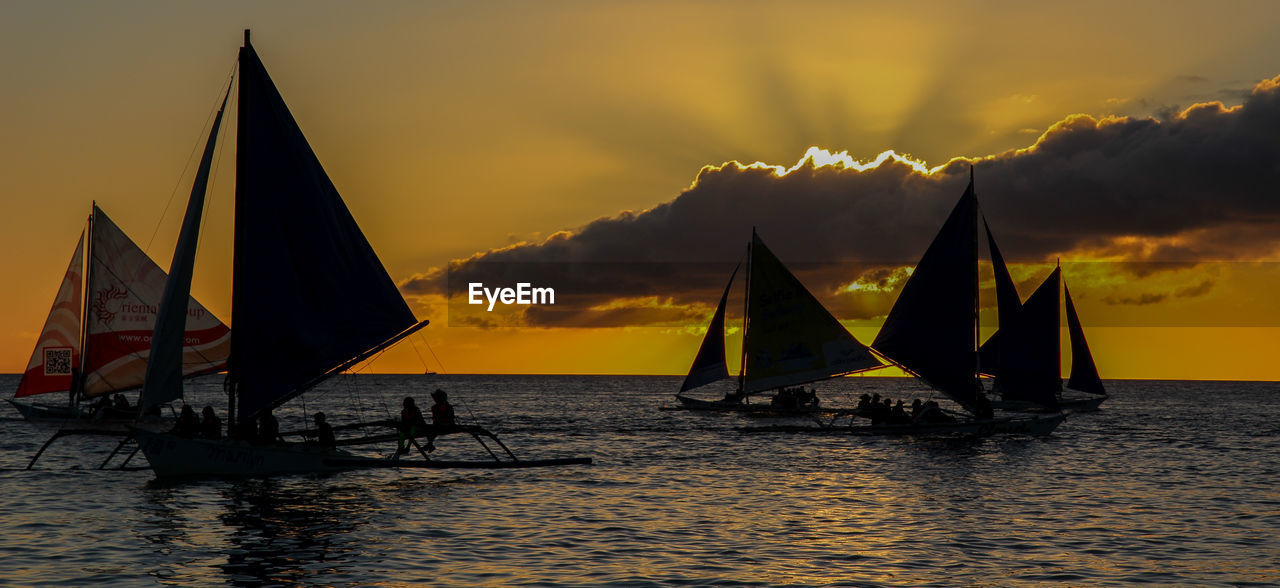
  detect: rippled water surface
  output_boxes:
[1,375,1278,586]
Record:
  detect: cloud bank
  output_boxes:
[405,75,1280,327]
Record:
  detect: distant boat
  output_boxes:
[670,229,883,414]
[8,205,230,423]
[133,31,590,477]
[978,211,1108,412]
[864,167,1066,435]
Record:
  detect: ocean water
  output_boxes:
[1,374,1277,586]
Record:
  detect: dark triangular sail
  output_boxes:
[140,88,229,411]
[232,34,419,420]
[1065,282,1106,396]
[741,232,879,394]
[977,330,1002,378]
[978,216,1022,377]
[993,267,1061,410]
[873,174,979,408]
[679,264,739,393]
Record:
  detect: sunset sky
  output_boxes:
[4,1,1280,380]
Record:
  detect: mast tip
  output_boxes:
[243,29,251,44]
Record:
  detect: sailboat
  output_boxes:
[979,220,1108,412]
[670,229,883,413]
[8,205,230,423]
[132,31,590,477]
[862,167,1066,435]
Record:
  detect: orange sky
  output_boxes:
[4,2,1280,380]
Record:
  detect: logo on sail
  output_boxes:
[93,284,129,325]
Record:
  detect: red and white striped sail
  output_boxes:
[80,209,230,398]
[14,232,86,398]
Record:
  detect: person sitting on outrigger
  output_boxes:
[396,396,427,456]
[424,389,457,452]
[313,412,336,448]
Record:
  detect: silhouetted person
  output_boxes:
[314,412,335,448]
[426,389,457,453]
[257,409,280,445]
[397,396,426,455]
[891,400,909,424]
[113,394,130,411]
[972,394,994,420]
[199,405,222,440]
[172,405,199,437]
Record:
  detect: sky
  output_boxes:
[3,1,1280,379]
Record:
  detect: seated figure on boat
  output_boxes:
[199,405,221,439]
[913,400,955,424]
[113,394,131,411]
[722,390,746,404]
[396,396,427,455]
[971,393,994,419]
[256,409,281,445]
[172,405,199,437]
[90,394,114,417]
[313,411,335,448]
[889,400,911,424]
[425,389,458,452]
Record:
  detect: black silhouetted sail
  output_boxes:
[741,232,879,394]
[679,264,739,393]
[978,216,1022,377]
[873,175,979,408]
[141,88,229,411]
[1065,282,1106,396]
[232,35,421,421]
[994,267,1061,410]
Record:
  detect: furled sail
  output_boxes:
[993,267,1061,409]
[873,173,979,407]
[741,231,879,394]
[14,231,85,398]
[140,89,229,411]
[679,264,739,393]
[1065,282,1106,396]
[231,34,420,420]
[81,208,231,398]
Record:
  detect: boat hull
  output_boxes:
[133,430,594,478]
[665,395,840,415]
[7,398,163,426]
[741,411,1067,437]
[134,430,357,478]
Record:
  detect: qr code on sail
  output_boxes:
[43,347,73,376]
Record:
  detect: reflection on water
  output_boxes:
[0,375,1277,585]
[217,478,371,584]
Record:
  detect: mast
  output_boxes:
[969,166,979,390]
[73,206,96,408]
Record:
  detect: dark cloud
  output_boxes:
[403,75,1280,326]
[1104,292,1168,306]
